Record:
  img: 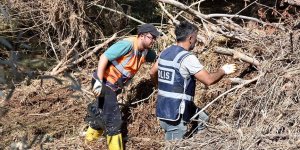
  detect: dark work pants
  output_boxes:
[102,85,122,136]
[85,79,122,136]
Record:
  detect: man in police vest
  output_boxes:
[150,21,236,140]
[84,24,159,149]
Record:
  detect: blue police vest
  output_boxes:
[156,45,196,122]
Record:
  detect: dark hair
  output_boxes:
[175,21,198,42]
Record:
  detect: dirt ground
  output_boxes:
[0,65,165,150]
[0,78,89,149]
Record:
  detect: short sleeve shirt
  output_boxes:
[179,54,204,78]
[104,39,156,62]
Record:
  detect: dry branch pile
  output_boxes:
[1,0,300,149]
[122,30,300,149]
[120,1,300,149]
[0,0,129,79]
[136,1,300,149]
[161,30,300,150]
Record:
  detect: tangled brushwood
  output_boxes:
[1,0,129,77]
[123,29,300,149]
[5,0,127,47]
[1,0,300,149]
[162,31,300,150]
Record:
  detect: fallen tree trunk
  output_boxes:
[157,0,280,41]
[285,0,300,6]
[157,0,267,24]
[214,47,260,66]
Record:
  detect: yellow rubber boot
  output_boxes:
[85,126,103,143]
[107,133,123,150]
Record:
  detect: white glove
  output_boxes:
[92,79,102,97]
[221,64,236,74]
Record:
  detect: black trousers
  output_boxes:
[85,79,122,136]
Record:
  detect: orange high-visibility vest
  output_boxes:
[103,36,148,90]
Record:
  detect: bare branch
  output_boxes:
[48,33,59,61]
[285,0,300,6]
[229,78,251,84]
[214,47,260,66]
[49,33,117,75]
[158,0,208,19]
[52,40,80,72]
[190,73,264,121]
[131,90,157,105]
[158,0,273,26]
[208,14,265,25]
[158,2,179,25]
[92,4,145,24]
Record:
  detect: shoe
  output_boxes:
[85,126,103,143]
[107,133,123,150]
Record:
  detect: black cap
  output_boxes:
[137,24,160,37]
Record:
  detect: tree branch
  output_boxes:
[214,47,260,66]
[158,0,208,19]
[158,2,179,25]
[158,0,272,25]
[49,33,117,75]
[190,73,264,121]
[92,4,145,24]
[285,0,300,6]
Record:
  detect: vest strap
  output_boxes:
[158,50,189,68]
[173,51,189,63]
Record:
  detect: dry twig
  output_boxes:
[190,73,264,121]
[49,33,117,75]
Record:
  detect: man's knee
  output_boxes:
[160,119,187,140]
[165,127,187,140]
[85,100,105,130]
[105,118,122,136]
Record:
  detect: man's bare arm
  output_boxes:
[97,54,109,80]
[194,69,225,86]
[150,61,159,86]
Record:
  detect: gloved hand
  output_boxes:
[221,64,236,74]
[92,79,103,97]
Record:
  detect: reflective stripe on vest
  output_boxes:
[111,50,147,78]
[158,87,193,101]
[103,36,148,90]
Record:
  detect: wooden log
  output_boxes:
[229,78,247,84]
[285,0,300,6]
[214,47,260,66]
[157,0,267,24]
